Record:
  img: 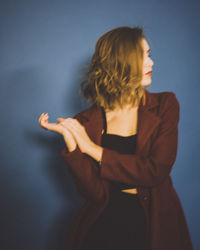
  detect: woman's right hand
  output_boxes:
[38,113,77,151]
[38,113,65,135]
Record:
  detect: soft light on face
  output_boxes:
[141,38,154,87]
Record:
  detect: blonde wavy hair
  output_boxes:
[80,26,147,111]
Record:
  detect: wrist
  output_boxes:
[68,144,77,152]
[62,131,77,152]
[85,142,103,163]
[61,128,68,137]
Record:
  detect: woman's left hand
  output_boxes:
[57,117,94,153]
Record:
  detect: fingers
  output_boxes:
[38,114,82,133]
[56,118,78,129]
[38,113,44,124]
[61,119,79,131]
[61,119,84,138]
[38,113,49,129]
[57,118,64,123]
[38,113,48,122]
[41,113,48,123]
[63,118,82,128]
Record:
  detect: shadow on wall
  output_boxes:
[43,58,91,250]
[0,61,91,250]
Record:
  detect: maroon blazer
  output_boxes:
[61,89,193,250]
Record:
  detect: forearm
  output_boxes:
[60,145,106,202]
[63,132,77,152]
[85,142,104,163]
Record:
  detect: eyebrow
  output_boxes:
[147,49,150,53]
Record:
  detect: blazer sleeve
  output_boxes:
[60,112,107,203]
[99,92,180,188]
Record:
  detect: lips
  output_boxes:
[145,71,152,75]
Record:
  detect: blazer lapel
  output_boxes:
[136,105,161,153]
[81,89,162,153]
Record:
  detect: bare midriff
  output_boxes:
[121,188,138,194]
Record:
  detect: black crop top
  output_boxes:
[101,107,137,191]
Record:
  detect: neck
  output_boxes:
[105,104,138,114]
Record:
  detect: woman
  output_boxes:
[38,26,193,250]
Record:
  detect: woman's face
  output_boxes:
[141,38,154,87]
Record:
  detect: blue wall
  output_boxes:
[0,0,199,249]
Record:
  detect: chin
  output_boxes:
[141,80,152,87]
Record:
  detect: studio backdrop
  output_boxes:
[0,0,199,249]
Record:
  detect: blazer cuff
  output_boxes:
[98,147,110,176]
[60,146,82,164]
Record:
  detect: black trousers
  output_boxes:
[81,191,147,250]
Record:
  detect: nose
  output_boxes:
[150,57,154,67]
